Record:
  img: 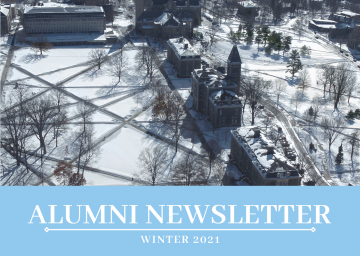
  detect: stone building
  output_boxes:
[136,11,193,39]
[167,37,201,77]
[237,1,259,17]
[1,6,12,35]
[23,6,106,34]
[191,45,243,128]
[230,126,302,186]
[348,24,360,50]
[134,0,200,38]
[73,0,109,5]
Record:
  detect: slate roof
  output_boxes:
[228,45,241,63]
[152,0,200,6]
[24,6,104,14]
[137,11,164,22]
[152,0,169,6]
[0,6,9,17]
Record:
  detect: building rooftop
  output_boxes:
[168,37,200,58]
[24,6,104,14]
[239,1,258,8]
[231,126,300,179]
[0,6,9,16]
[193,67,238,87]
[228,45,242,63]
[209,89,242,107]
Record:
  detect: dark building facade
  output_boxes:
[191,45,243,128]
[134,0,200,38]
[23,6,106,34]
[1,6,11,35]
[167,37,201,77]
[237,1,259,17]
[348,24,360,50]
[136,11,193,39]
[230,126,302,186]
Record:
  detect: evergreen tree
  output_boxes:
[261,26,271,46]
[335,144,344,165]
[308,106,314,117]
[244,22,254,45]
[286,49,303,77]
[346,110,355,120]
[255,34,263,53]
[354,109,360,118]
[282,36,292,56]
[265,45,273,55]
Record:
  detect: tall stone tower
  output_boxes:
[227,45,242,94]
[134,0,144,21]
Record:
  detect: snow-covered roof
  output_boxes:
[24,6,104,14]
[168,37,199,58]
[209,89,242,106]
[239,1,257,8]
[26,33,106,43]
[231,127,300,179]
[193,68,238,87]
[0,6,9,16]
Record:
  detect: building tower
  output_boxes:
[227,45,242,94]
[134,0,144,21]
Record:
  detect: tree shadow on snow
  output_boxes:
[19,53,47,64]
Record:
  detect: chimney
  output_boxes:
[267,144,275,155]
[184,43,188,49]
[253,127,260,138]
[227,97,232,105]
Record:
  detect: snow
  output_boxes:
[12,46,112,75]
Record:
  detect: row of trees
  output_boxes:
[136,139,225,186]
[1,85,100,186]
[228,25,293,57]
[317,63,357,109]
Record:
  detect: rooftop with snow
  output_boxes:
[231,126,301,180]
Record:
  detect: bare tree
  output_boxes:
[1,87,31,167]
[242,76,272,125]
[347,83,356,104]
[291,91,303,116]
[88,48,107,69]
[25,94,58,156]
[76,99,95,136]
[273,79,286,109]
[172,152,207,186]
[311,96,322,123]
[317,64,336,98]
[135,46,159,83]
[52,111,67,147]
[202,139,222,183]
[298,69,310,96]
[291,18,304,40]
[206,25,219,48]
[31,34,52,55]
[72,125,99,186]
[107,48,128,84]
[333,63,357,109]
[347,131,360,161]
[52,85,67,113]
[136,146,168,186]
[321,116,345,151]
[152,88,184,152]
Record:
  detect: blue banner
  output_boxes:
[0,187,357,255]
